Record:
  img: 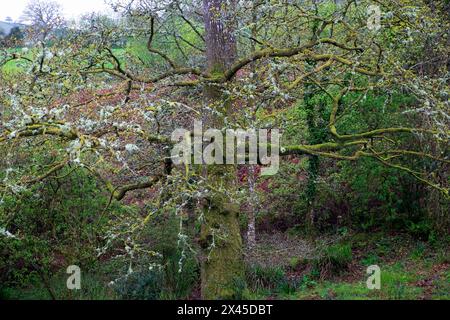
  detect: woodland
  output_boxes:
[0,0,449,300]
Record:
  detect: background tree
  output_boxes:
[21,0,65,43]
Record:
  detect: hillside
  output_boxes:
[0,21,25,36]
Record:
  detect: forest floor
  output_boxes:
[244,231,449,300]
[2,231,448,300]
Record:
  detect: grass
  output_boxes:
[2,62,18,73]
[0,272,116,300]
[245,233,449,300]
[1,48,32,74]
[284,261,446,300]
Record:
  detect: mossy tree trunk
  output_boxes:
[199,0,244,299]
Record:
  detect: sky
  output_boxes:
[1,0,113,22]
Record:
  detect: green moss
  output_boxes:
[200,194,244,299]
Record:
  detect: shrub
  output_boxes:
[246,265,286,291]
[111,211,199,300]
[325,244,353,268]
[114,269,164,300]
[0,166,117,291]
[313,243,353,278]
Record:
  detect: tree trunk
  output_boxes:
[246,165,258,249]
[199,0,244,299]
[203,0,237,73]
[246,1,259,251]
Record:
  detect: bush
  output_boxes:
[114,269,164,300]
[0,166,117,291]
[110,211,199,300]
[160,249,199,299]
[326,244,353,268]
[111,251,198,300]
[246,265,286,291]
[313,243,353,278]
[0,271,115,300]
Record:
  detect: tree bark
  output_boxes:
[199,0,244,299]
[246,165,258,250]
[203,0,237,73]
